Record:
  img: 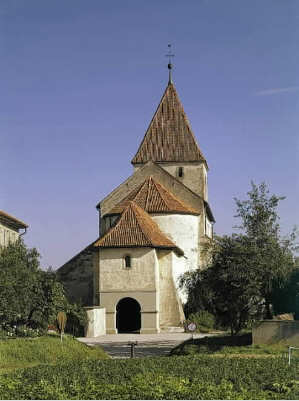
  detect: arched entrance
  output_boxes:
[116,297,141,333]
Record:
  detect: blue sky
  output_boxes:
[1,0,298,268]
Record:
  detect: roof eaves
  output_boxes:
[0,210,28,229]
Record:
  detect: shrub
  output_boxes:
[184,311,215,332]
[1,355,299,399]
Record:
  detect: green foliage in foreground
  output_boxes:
[0,355,298,399]
[0,335,107,372]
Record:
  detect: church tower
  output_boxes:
[131,64,208,201]
[58,60,215,336]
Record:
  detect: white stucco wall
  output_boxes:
[151,214,199,294]
[84,307,106,337]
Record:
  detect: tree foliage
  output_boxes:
[181,235,263,335]
[234,182,297,317]
[0,239,86,333]
[181,182,297,334]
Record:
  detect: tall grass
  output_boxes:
[0,334,107,372]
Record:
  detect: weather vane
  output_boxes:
[165,44,175,83]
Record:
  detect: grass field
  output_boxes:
[0,334,108,372]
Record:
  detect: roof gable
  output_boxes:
[107,176,199,216]
[131,82,206,165]
[94,201,183,255]
[98,161,208,218]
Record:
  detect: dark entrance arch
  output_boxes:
[116,297,141,333]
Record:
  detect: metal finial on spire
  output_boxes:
[165,44,175,84]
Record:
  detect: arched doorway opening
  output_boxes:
[116,297,141,333]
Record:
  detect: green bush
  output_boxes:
[64,303,88,337]
[0,355,298,399]
[184,311,215,332]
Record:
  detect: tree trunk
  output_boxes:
[264,299,272,319]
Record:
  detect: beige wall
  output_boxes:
[157,250,185,328]
[96,247,160,334]
[135,162,208,201]
[0,222,19,247]
[98,248,158,293]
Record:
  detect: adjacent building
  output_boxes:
[0,210,28,247]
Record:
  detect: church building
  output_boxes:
[58,65,215,335]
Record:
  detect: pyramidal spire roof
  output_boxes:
[131,81,206,165]
[94,201,183,255]
[107,176,199,216]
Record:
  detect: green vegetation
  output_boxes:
[0,240,87,336]
[0,334,107,373]
[0,354,298,399]
[184,311,215,333]
[181,182,298,334]
[170,333,297,357]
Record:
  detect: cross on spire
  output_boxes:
[165,44,175,84]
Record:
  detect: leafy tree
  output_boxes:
[182,182,297,334]
[181,235,263,335]
[270,258,299,318]
[0,239,86,333]
[234,182,297,318]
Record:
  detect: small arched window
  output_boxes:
[124,255,131,269]
[178,167,184,178]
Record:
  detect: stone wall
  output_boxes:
[57,244,94,306]
[253,320,299,345]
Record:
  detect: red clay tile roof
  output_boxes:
[131,82,206,165]
[0,210,28,229]
[94,201,183,255]
[106,176,199,216]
